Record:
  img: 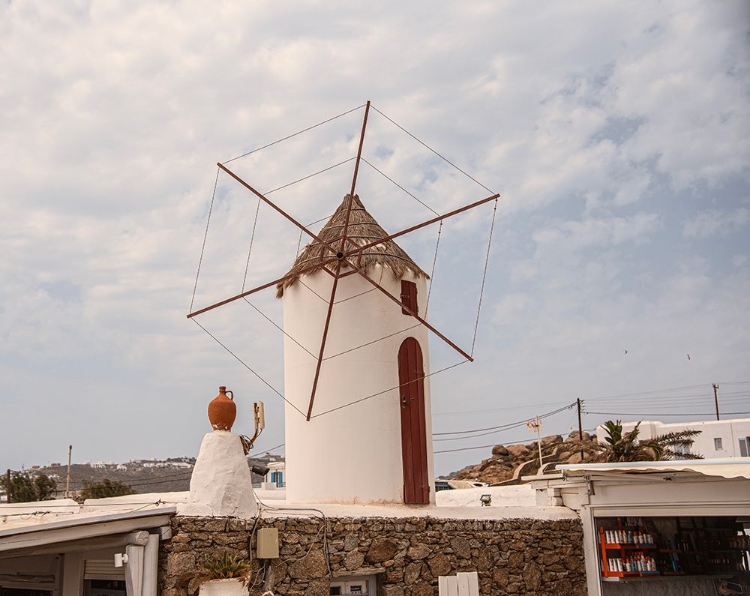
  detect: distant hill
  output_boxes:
[16,434,602,497]
[25,454,282,497]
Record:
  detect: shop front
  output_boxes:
[530,460,750,596]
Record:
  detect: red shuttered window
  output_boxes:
[401,280,418,316]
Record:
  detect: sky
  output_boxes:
[1,1,749,477]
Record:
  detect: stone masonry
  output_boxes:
[160,516,586,596]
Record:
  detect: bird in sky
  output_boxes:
[687,354,691,360]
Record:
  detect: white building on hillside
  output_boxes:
[597,418,750,458]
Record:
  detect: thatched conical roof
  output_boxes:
[276,194,428,298]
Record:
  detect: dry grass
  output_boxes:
[276,194,427,297]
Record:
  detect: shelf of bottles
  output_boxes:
[599,525,659,578]
[598,516,750,580]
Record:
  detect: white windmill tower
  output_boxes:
[278,193,434,504]
[187,101,499,507]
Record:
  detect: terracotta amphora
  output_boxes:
[208,386,236,431]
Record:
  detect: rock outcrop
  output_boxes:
[451,432,602,485]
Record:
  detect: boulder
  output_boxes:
[567,452,584,464]
[505,444,529,457]
[492,445,509,457]
[541,434,563,447]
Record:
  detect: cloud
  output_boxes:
[683,207,750,238]
[0,1,748,477]
[532,213,661,252]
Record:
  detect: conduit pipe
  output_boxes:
[142,533,159,596]
[125,543,144,596]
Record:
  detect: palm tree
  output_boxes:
[599,420,702,462]
[651,429,704,461]
[599,421,658,462]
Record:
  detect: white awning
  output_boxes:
[0,506,176,553]
[558,458,750,480]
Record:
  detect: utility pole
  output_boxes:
[5,469,11,504]
[577,399,584,460]
[713,384,720,421]
[526,417,543,470]
[65,445,72,499]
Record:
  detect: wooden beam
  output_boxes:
[187,256,339,318]
[306,262,342,420]
[344,193,499,258]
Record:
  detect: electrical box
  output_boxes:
[256,527,279,559]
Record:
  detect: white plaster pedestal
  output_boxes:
[179,431,257,518]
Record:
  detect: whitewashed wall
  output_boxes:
[597,418,750,458]
[283,265,435,504]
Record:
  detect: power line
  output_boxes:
[434,400,576,417]
[433,403,575,440]
[435,435,551,455]
[588,390,750,402]
[584,384,715,401]
[584,410,750,418]
[64,471,194,491]
[258,443,285,453]
[433,387,750,419]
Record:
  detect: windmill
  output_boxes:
[188,101,498,504]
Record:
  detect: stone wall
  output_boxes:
[161,516,586,596]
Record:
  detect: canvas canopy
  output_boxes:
[558,458,750,480]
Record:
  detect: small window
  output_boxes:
[672,444,691,459]
[714,438,723,451]
[740,438,749,458]
[400,280,418,316]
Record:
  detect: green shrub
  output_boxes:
[201,552,250,579]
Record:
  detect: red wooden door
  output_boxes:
[398,337,429,504]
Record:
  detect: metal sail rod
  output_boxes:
[307,262,342,420]
[187,256,339,319]
[343,259,474,362]
[338,101,371,266]
[344,193,500,258]
[217,163,341,258]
